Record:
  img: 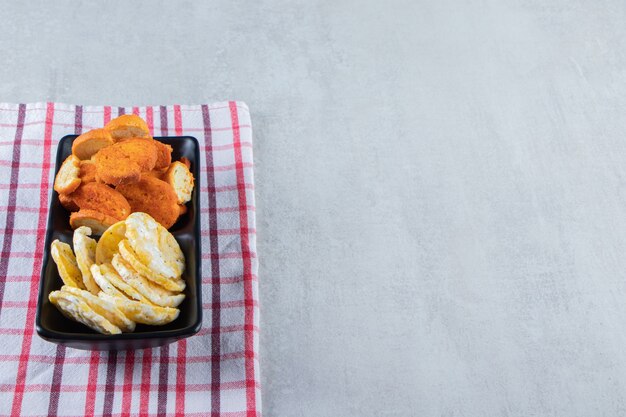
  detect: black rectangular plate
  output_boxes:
[36,135,202,350]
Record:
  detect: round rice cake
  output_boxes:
[99,293,180,326]
[72,226,100,295]
[60,285,135,332]
[70,209,119,235]
[124,212,185,279]
[49,290,121,334]
[118,239,185,292]
[90,264,127,299]
[157,225,186,277]
[112,254,185,307]
[94,138,158,186]
[98,263,150,303]
[50,240,85,289]
[95,220,126,265]
[116,177,180,229]
[54,155,81,195]
[70,182,131,220]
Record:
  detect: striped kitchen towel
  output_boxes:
[0,102,260,416]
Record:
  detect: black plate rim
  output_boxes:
[35,134,203,345]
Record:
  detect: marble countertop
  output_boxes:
[2,1,626,415]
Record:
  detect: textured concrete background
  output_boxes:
[2,0,626,416]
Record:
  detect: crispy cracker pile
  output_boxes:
[49,213,186,334]
[54,114,194,231]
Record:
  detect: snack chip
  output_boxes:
[104,114,151,141]
[72,128,114,160]
[69,182,131,220]
[78,160,97,184]
[99,263,151,303]
[70,209,119,235]
[124,212,185,279]
[116,176,180,229]
[164,161,194,204]
[51,240,85,289]
[99,293,180,326]
[61,285,135,332]
[118,239,185,292]
[153,141,173,169]
[95,220,126,265]
[58,192,79,211]
[112,254,185,307]
[73,226,100,294]
[90,263,127,299]
[49,290,121,334]
[94,139,158,186]
[54,155,81,195]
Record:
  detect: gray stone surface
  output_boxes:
[2,0,626,415]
